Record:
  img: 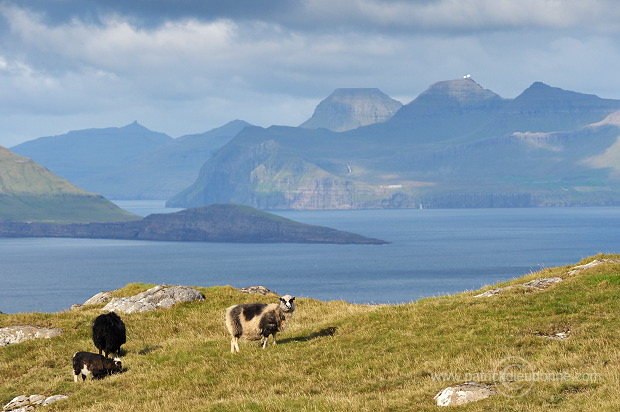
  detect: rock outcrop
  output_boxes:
[434,382,496,406]
[102,285,205,314]
[71,290,115,311]
[567,259,620,275]
[239,286,277,295]
[3,394,68,411]
[474,277,563,298]
[83,291,114,306]
[0,326,63,347]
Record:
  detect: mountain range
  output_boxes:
[168,78,620,209]
[11,120,251,200]
[10,77,620,210]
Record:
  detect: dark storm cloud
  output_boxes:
[11,0,297,26]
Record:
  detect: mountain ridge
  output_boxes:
[10,121,174,191]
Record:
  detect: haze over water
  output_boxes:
[1,202,619,314]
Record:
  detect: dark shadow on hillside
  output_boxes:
[280,327,337,344]
[135,345,163,355]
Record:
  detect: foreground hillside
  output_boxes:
[1,255,619,411]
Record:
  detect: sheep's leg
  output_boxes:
[272,332,277,346]
[230,336,239,353]
[260,336,268,348]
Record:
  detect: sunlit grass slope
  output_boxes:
[1,254,619,411]
[0,146,139,223]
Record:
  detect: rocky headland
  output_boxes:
[0,203,386,244]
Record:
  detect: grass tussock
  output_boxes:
[1,254,619,411]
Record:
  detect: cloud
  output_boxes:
[1,0,620,147]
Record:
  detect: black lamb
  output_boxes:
[92,312,126,357]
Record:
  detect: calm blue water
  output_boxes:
[1,202,619,314]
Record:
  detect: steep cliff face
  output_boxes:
[167,134,422,210]
[299,88,402,132]
[167,133,280,208]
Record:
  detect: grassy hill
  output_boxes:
[1,255,619,410]
[0,146,139,223]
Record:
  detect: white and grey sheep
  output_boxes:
[225,294,296,353]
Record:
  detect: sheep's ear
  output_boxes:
[291,297,295,301]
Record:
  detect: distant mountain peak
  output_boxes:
[121,120,150,131]
[418,78,502,103]
[299,88,402,132]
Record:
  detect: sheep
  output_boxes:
[72,351,122,381]
[92,312,126,358]
[225,294,296,353]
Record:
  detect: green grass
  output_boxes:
[1,254,619,411]
[0,194,140,223]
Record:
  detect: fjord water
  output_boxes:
[1,202,619,314]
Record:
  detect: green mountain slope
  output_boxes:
[0,147,139,223]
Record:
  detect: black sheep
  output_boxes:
[92,312,126,357]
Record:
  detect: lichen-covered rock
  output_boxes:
[0,326,63,347]
[239,286,277,295]
[84,290,114,306]
[434,382,496,406]
[3,394,68,411]
[568,259,620,275]
[522,277,563,289]
[102,285,205,314]
[475,276,563,297]
[537,330,570,340]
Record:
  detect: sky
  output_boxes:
[2,0,620,147]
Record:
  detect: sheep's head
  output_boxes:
[110,358,123,374]
[279,295,295,312]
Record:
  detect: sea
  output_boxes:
[1,201,619,314]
